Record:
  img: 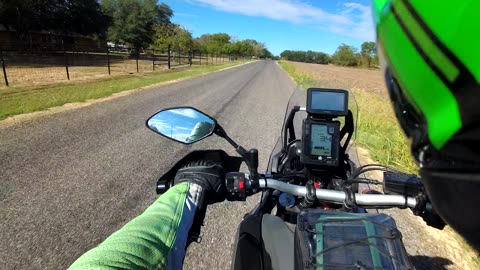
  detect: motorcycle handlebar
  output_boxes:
[259,178,419,208]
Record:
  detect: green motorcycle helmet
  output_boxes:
[373,0,480,249]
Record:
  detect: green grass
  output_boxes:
[0,61,246,120]
[349,88,417,173]
[278,61,416,172]
[278,61,318,89]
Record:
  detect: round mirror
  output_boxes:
[147,107,216,144]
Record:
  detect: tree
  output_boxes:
[280,50,330,64]
[194,34,210,51]
[101,0,173,49]
[191,34,269,58]
[192,33,231,54]
[332,44,358,66]
[360,41,377,67]
[241,39,264,58]
[0,0,110,42]
[253,42,266,58]
[261,48,273,59]
[317,52,331,64]
[154,23,193,51]
[234,40,255,56]
[208,33,230,54]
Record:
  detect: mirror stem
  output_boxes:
[214,125,239,148]
[214,125,259,181]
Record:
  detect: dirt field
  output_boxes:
[290,61,388,95]
[287,61,479,270]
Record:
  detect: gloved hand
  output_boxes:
[174,160,226,204]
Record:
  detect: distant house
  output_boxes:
[0,25,101,50]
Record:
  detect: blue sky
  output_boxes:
[160,0,375,56]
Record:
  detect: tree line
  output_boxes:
[280,41,378,68]
[0,0,272,57]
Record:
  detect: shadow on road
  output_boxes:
[409,255,454,270]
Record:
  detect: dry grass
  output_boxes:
[287,62,386,94]
[0,60,169,89]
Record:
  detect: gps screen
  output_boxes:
[310,124,332,156]
[310,91,346,112]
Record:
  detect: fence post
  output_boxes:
[178,48,181,65]
[152,49,155,71]
[168,45,171,69]
[64,49,70,80]
[107,47,111,75]
[199,51,202,65]
[1,50,9,87]
[136,49,139,73]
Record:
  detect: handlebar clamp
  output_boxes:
[343,186,356,208]
[301,180,317,207]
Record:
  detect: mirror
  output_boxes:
[147,107,216,144]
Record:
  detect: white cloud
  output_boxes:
[189,0,374,40]
[148,118,194,141]
[170,108,200,118]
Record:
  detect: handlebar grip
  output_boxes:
[156,180,172,194]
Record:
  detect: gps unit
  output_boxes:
[301,118,340,166]
[306,88,348,117]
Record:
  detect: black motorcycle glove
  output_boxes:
[174,160,226,204]
[173,160,225,246]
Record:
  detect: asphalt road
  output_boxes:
[0,60,296,269]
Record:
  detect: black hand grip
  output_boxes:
[156,180,172,194]
[383,171,424,197]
